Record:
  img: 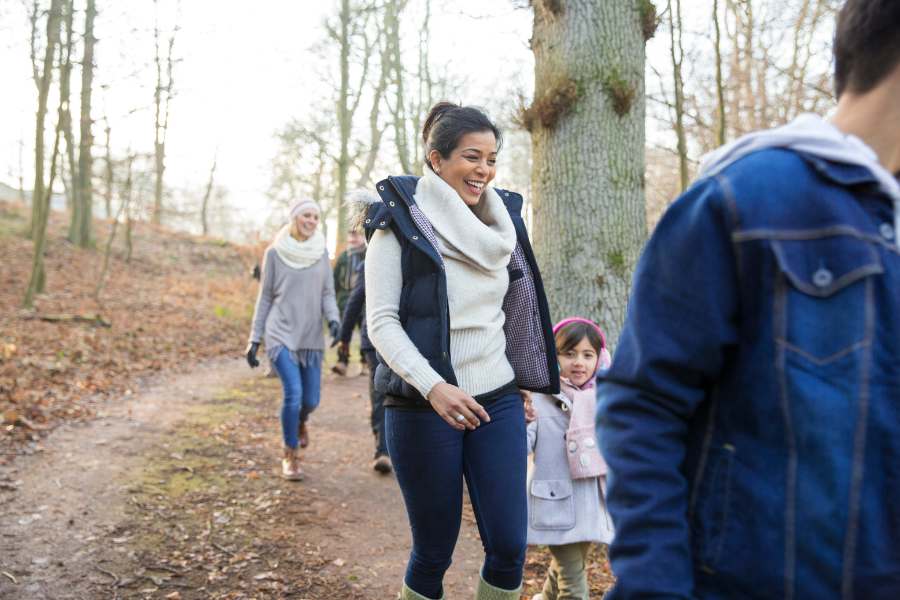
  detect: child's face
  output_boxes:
[559,336,600,388]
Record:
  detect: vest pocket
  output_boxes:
[530,479,575,530]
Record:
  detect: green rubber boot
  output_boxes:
[474,569,522,600]
[398,580,445,600]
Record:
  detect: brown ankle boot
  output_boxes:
[297,420,309,448]
[281,445,302,480]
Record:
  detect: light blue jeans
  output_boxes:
[271,347,321,449]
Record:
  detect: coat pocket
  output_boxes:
[771,236,881,365]
[530,479,575,530]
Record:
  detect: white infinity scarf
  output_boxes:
[273,225,327,270]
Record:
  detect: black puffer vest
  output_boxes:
[361,175,559,406]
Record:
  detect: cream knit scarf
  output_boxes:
[273,225,327,270]
[414,168,517,271]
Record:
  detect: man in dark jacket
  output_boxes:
[332,230,367,376]
[597,1,900,598]
[337,261,390,473]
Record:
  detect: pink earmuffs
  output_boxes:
[553,318,612,371]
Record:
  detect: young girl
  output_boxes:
[527,318,614,600]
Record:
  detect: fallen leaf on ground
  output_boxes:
[333,558,346,567]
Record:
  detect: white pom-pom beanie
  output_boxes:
[288,197,320,221]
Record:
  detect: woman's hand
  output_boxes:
[328,320,340,339]
[337,341,350,361]
[427,382,490,430]
[522,390,537,424]
[246,342,260,368]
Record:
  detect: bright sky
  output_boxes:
[0,0,535,237]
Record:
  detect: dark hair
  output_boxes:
[421,102,503,170]
[555,321,604,356]
[834,0,900,98]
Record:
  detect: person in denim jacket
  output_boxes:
[596,1,900,598]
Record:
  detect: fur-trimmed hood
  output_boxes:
[345,187,382,233]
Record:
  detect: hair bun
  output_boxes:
[422,102,459,146]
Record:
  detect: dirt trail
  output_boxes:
[0,360,489,599]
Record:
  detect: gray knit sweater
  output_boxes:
[249,247,341,359]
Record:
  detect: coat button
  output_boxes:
[550,491,555,497]
[380,221,386,226]
[580,453,592,468]
[413,236,419,240]
[379,185,385,191]
[390,201,395,207]
[366,219,371,223]
[880,223,894,240]
[568,441,578,453]
[812,268,833,287]
[585,437,596,448]
[505,193,509,197]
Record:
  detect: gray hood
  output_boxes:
[698,113,900,236]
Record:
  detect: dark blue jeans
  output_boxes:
[386,392,527,598]
[271,347,321,449]
[363,349,387,459]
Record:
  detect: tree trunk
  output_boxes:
[103,117,113,219]
[29,0,64,242]
[72,0,97,248]
[60,0,83,244]
[95,153,132,301]
[25,22,66,308]
[153,1,177,226]
[335,0,351,254]
[530,0,649,350]
[386,0,413,176]
[668,0,688,192]
[201,146,217,236]
[713,0,726,147]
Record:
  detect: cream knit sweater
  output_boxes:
[365,170,518,398]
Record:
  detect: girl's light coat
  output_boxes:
[526,391,615,546]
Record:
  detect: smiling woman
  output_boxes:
[351,102,560,600]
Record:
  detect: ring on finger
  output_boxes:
[455,414,466,423]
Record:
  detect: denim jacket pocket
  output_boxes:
[771,236,882,364]
[691,442,736,570]
[531,479,575,530]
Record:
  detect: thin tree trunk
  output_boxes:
[103,117,113,219]
[201,146,217,236]
[713,0,726,147]
[668,0,688,192]
[153,0,178,226]
[60,0,83,243]
[387,0,413,176]
[72,0,97,248]
[18,136,26,205]
[357,31,390,189]
[95,153,132,300]
[335,0,351,255]
[25,31,66,308]
[29,0,64,241]
[530,0,649,349]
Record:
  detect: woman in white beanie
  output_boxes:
[246,197,341,480]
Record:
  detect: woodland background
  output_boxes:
[0,0,839,469]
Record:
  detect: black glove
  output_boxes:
[328,320,340,343]
[246,342,260,368]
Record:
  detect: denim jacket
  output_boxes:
[596,149,900,600]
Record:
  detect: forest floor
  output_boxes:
[0,203,614,599]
